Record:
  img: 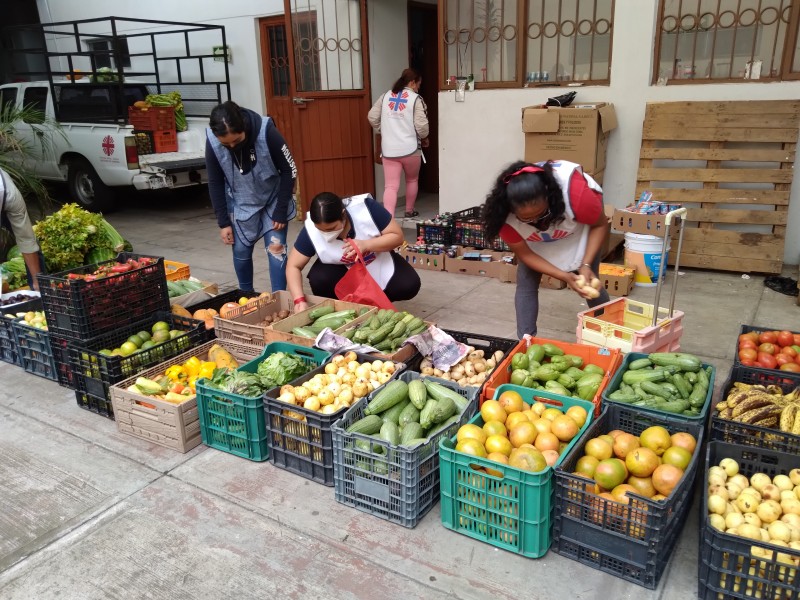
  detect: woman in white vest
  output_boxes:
[287,192,421,312]
[483,160,610,338]
[367,68,429,218]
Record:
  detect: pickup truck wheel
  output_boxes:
[68,160,114,212]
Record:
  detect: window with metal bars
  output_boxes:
[440,0,614,89]
[654,0,800,83]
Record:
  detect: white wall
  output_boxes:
[36,0,285,113]
[366,0,410,199]
[438,0,800,265]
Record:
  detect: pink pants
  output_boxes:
[382,154,421,216]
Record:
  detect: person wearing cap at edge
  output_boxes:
[287,191,421,313]
[0,168,44,290]
[482,160,610,338]
[206,100,297,292]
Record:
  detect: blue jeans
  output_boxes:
[232,227,287,292]
[515,254,609,338]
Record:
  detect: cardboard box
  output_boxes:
[445,247,517,283]
[521,102,618,173]
[541,275,567,290]
[601,205,624,260]
[611,208,678,238]
[598,263,635,297]
[398,247,446,271]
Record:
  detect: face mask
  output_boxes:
[320,226,344,243]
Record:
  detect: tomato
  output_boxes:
[794,334,800,346]
[738,348,758,362]
[739,332,760,345]
[780,346,798,358]
[757,352,778,369]
[780,362,800,372]
[740,359,757,367]
[739,339,758,350]
[777,330,795,347]
[775,353,793,366]
[758,342,776,355]
[759,331,778,344]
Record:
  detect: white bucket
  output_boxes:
[624,233,670,287]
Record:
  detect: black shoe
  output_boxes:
[404,210,419,218]
[764,276,799,296]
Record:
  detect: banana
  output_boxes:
[731,392,778,418]
[738,404,783,425]
[715,401,728,412]
[793,410,800,435]
[779,404,798,432]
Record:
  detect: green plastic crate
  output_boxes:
[439,386,595,558]
[601,352,716,424]
[196,342,330,461]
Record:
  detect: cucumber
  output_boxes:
[398,402,421,428]
[368,315,382,330]
[379,420,401,446]
[389,321,407,339]
[308,305,335,320]
[628,357,653,370]
[622,369,667,385]
[640,380,671,399]
[346,414,383,434]
[374,339,393,352]
[647,352,702,372]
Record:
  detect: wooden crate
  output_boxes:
[636,100,799,274]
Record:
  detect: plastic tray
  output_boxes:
[576,297,684,354]
[12,318,57,381]
[407,329,518,397]
[698,441,800,600]
[709,365,800,454]
[38,253,169,340]
[49,333,76,388]
[602,351,716,424]
[263,353,405,486]
[439,387,595,557]
[164,259,190,281]
[332,372,479,528]
[0,298,40,366]
[452,207,510,251]
[481,335,622,416]
[75,389,114,419]
[195,343,330,461]
[110,340,259,453]
[128,105,175,131]
[213,291,298,349]
[552,404,705,589]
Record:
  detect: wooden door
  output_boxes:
[409,1,439,193]
[281,0,374,211]
[259,18,295,146]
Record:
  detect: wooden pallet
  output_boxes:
[636,100,799,274]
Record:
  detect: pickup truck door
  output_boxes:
[15,85,62,179]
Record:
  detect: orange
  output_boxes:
[670,432,697,455]
[534,431,560,453]
[585,437,613,461]
[456,438,488,458]
[509,421,537,448]
[483,421,507,438]
[480,400,507,424]
[521,409,538,422]
[509,447,547,472]
[542,407,563,422]
[661,446,692,471]
[639,426,672,456]
[498,390,524,414]
[457,424,487,446]
[594,458,628,491]
[565,405,588,429]
[485,452,509,477]
[505,412,531,431]
[576,455,600,479]
[485,434,513,457]
[533,418,552,436]
[551,415,579,442]
[531,401,547,416]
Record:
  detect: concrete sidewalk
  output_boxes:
[2,189,800,599]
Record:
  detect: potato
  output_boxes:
[469,350,484,360]
[493,350,504,363]
[451,366,465,380]
[420,358,433,370]
[433,368,444,377]
[278,310,290,318]
[439,373,452,380]
[421,367,434,375]
[457,377,468,386]
[475,372,487,383]
[473,359,487,373]
[464,362,475,377]
[485,358,496,369]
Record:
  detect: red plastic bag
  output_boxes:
[334,240,396,310]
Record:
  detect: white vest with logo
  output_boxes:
[503,161,602,272]
[305,193,396,289]
[380,87,420,158]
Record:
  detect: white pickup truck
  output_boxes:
[1,80,209,211]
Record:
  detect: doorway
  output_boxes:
[408,1,438,194]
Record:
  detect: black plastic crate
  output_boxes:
[552,404,705,589]
[12,319,58,382]
[38,253,169,340]
[263,353,406,486]
[0,298,40,366]
[68,312,211,381]
[734,324,800,371]
[698,441,800,600]
[75,389,114,419]
[709,365,800,454]
[183,289,260,315]
[49,334,76,389]
[416,222,453,246]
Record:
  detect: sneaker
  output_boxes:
[404,210,420,218]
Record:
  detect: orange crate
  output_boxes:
[481,336,622,416]
[151,129,178,153]
[164,260,190,281]
[128,105,175,131]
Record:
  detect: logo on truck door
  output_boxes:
[102,135,115,156]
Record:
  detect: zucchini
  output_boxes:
[671,373,691,399]
[389,321,407,339]
[419,398,438,429]
[308,305,334,320]
[346,414,383,434]
[364,379,408,415]
[655,399,690,414]
[368,323,394,345]
[314,310,356,325]
[640,380,671,399]
[368,315,382,330]
[398,403,421,428]
[660,381,679,396]
[425,415,460,439]
[431,395,456,425]
[408,379,428,409]
[380,398,410,425]
[622,369,667,385]
[400,422,424,444]
[292,326,317,339]
[608,390,637,403]
[688,381,708,408]
[423,380,468,413]
[628,357,652,370]
[647,352,702,372]
[308,317,346,334]
[401,437,427,448]
[379,420,401,445]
